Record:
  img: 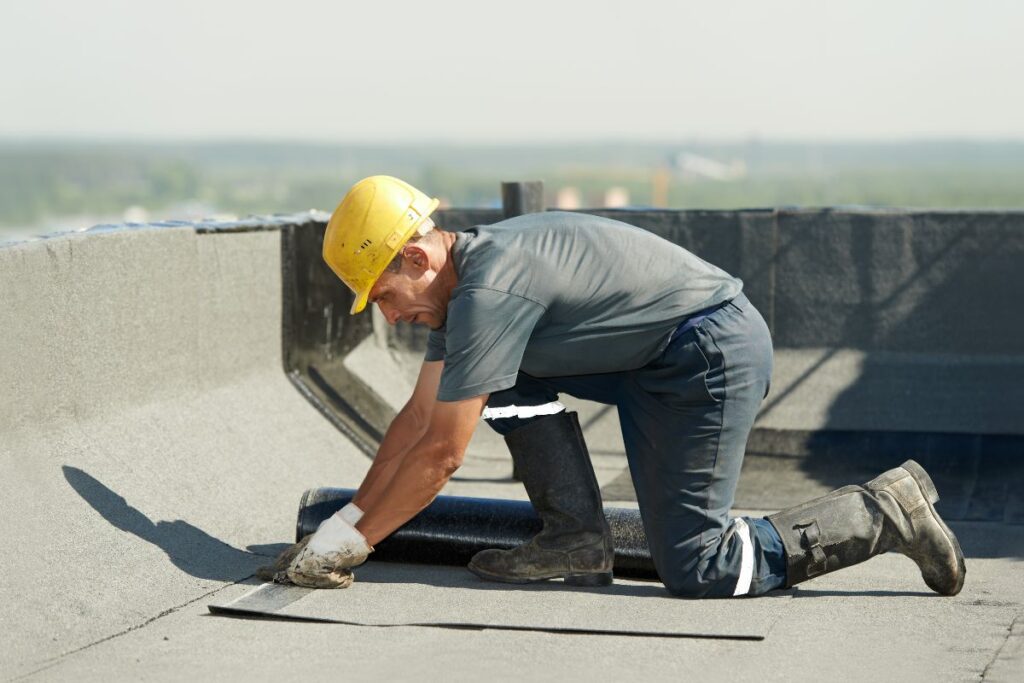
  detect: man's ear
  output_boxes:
[403,244,430,272]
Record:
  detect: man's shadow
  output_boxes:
[62,465,289,582]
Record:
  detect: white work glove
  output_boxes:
[336,501,365,526]
[287,503,373,588]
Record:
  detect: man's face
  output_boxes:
[368,248,446,330]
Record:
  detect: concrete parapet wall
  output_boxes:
[2,227,276,431]
[0,218,366,676]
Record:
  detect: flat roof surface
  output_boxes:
[3,224,1021,682]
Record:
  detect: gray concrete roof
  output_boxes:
[2,221,1021,681]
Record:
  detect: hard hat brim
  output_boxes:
[350,288,370,315]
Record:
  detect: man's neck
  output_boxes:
[430,229,460,306]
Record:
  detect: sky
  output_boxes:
[2,0,1023,143]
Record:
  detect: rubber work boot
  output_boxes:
[766,459,966,595]
[468,411,615,586]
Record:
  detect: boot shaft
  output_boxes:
[767,484,891,585]
[766,460,964,595]
[504,411,611,543]
[467,411,615,585]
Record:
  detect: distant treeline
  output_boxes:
[2,140,1023,232]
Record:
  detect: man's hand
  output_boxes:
[286,504,373,588]
[257,534,355,589]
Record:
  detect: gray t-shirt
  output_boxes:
[425,211,742,401]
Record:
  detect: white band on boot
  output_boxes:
[482,402,565,420]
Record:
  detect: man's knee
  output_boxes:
[649,536,714,598]
[653,524,749,599]
[662,525,785,598]
[662,570,717,599]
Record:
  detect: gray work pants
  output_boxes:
[484,293,785,597]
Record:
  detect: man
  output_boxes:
[277,175,965,598]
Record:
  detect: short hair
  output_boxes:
[385,217,436,273]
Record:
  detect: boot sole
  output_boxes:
[467,561,613,587]
[901,459,967,596]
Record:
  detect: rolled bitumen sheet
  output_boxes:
[297,488,659,580]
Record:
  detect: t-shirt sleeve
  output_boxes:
[436,288,547,402]
[424,327,446,362]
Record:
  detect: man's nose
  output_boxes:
[379,303,400,326]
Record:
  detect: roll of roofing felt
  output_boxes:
[296,488,658,580]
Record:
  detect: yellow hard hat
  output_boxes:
[323,175,440,314]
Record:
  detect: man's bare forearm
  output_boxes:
[353,392,485,548]
[355,432,462,546]
[352,404,428,512]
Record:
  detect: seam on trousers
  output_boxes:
[696,324,729,578]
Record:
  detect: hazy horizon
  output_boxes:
[4,138,1022,243]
